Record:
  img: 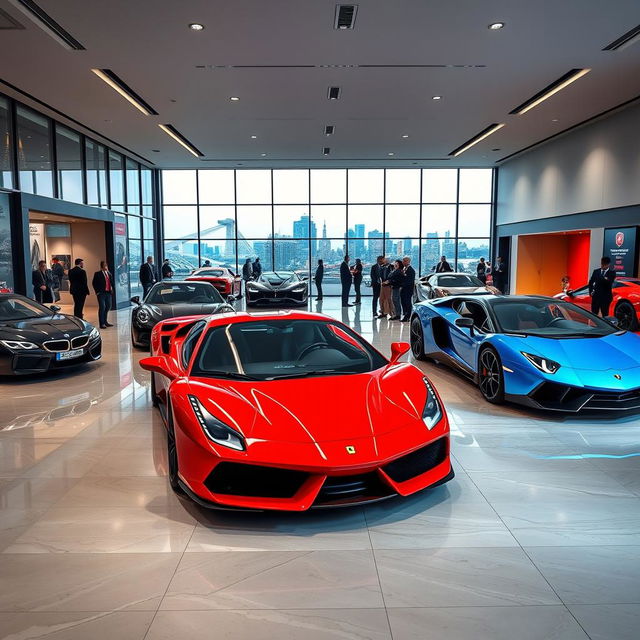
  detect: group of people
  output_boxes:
[241,257,263,282]
[139,256,174,295]
[32,258,115,328]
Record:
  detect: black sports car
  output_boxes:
[0,294,102,376]
[130,281,234,348]
[245,271,309,306]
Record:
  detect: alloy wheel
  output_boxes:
[615,302,636,331]
[410,317,424,359]
[479,349,501,401]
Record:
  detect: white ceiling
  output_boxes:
[1,0,639,168]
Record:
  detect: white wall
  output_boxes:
[497,102,640,225]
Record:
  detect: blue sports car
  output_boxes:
[410,295,640,412]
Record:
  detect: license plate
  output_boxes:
[56,348,83,361]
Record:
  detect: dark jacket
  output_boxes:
[370,263,383,286]
[68,266,90,296]
[589,267,615,300]
[402,264,416,288]
[340,260,352,284]
[314,263,324,281]
[387,268,404,289]
[477,262,487,278]
[242,261,253,280]
[352,262,363,282]
[253,260,262,276]
[51,263,65,288]
[139,262,157,286]
[32,269,54,302]
[493,261,507,285]
[161,262,173,278]
[92,270,115,295]
[435,261,453,273]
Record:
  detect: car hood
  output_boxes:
[187,363,430,445]
[501,331,640,371]
[0,314,87,339]
[145,303,230,320]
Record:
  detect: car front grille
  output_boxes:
[71,335,89,348]
[205,462,309,498]
[383,438,449,483]
[43,339,70,352]
[314,471,393,506]
[529,381,640,411]
[584,388,640,410]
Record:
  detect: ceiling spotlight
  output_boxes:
[250,135,257,139]
[432,95,442,100]
[189,23,205,31]
[488,22,505,30]
[261,153,267,157]
[402,134,409,138]
[388,152,395,156]
[230,96,240,101]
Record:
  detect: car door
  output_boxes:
[450,300,491,369]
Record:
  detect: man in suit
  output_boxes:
[139,256,157,298]
[435,256,453,273]
[161,259,173,279]
[32,260,54,303]
[242,258,253,282]
[589,256,616,317]
[400,256,416,322]
[476,257,487,284]
[493,256,507,293]
[92,261,114,329]
[370,255,385,317]
[252,257,262,278]
[68,258,90,319]
[340,255,353,307]
[51,257,65,301]
[314,259,324,300]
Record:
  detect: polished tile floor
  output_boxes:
[1,297,639,639]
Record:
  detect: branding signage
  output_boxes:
[603,227,638,277]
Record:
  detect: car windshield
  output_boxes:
[436,274,484,288]
[258,272,296,285]
[194,269,225,277]
[0,296,52,320]
[491,299,617,338]
[146,283,223,304]
[191,319,387,380]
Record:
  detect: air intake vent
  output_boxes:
[328,86,341,100]
[324,125,335,135]
[10,0,85,49]
[603,24,640,51]
[334,4,358,30]
[322,147,331,155]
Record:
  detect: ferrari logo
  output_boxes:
[614,374,622,380]
[345,446,356,454]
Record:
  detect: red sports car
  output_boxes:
[186,267,242,298]
[555,277,640,331]
[140,311,452,511]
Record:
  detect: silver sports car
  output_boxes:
[414,273,499,302]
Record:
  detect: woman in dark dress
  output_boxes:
[352,258,363,304]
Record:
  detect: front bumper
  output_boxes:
[131,323,152,347]
[246,289,308,305]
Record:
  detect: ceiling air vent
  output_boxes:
[322,147,331,155]
[328,86,341,100]
[324,125,335,135]
[334,4,358,30]
[603,24,640,51]
[9,0,85,49]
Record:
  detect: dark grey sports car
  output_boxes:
[130,281,234,348]
[0,293,102,376]
[245,271,309,306]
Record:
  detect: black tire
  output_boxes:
[150,372,159,407]
[166,401,185,495]
[410,316,427,361]
[614,301,638,331]
[477,347,505,404]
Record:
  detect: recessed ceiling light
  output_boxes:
[152,149,160,152]
[189,23,205,31]
[402,134,409,138]
[488,22,505,30]
[91,68,158,115]
[230,96,240,101]
[432,95,442,100]
[250,135,257,139]
[552,118,559,122]
[388,152,395,156]
[261,153,267,157]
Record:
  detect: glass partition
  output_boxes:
[55,125,83,203]
[16,105,53,197]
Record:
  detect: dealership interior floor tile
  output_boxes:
[1,299,639,639]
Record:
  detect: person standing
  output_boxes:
[51,257,65,301]
[477,257,487,284]
[202,259,212,268]
[161,259,173,279]
[68,258,90,319]
[32,260,54,303]
[370,255,385,316]
[385,260,404,320]
[435,256,453,273]
[588,256,616,317]
[493,256,507,293]
[139,256,157,298]
[340,255,353,307]
[92,261,114,329]
[314,259,324,300]
[352,258,363,305]
[242,258,253,282]
[400,256,416,322]
[252,257,262,278]
[378,258,394,318]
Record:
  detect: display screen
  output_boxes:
[604,227,638,277]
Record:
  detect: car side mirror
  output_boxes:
[390,341,410,364]
[49,305,61,313]
[139,355,178,380]
[130,296,141,305]
[605,315,619,327]
[226,295,236,303]
[300,275,309,281]
[455,317,474,331]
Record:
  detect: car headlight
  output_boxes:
[188,395,245,451]
[291,285,306,293]
[422,377,442,430]
[0,340,39,350]
[521,352,561,374]
[246,283,258,291]
[136,306,157,325]
[89,327,100,339]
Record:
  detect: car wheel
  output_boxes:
[615,301,638,331]
[166,401,185,495]
[150,372,159,407]
[478,347,505,404]
[410,316,427,361]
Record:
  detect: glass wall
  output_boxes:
[16,105,54,197]
[86,139,108,208]
[162,169,493,290]
[55,125,83,203]
[0,97,12,189]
